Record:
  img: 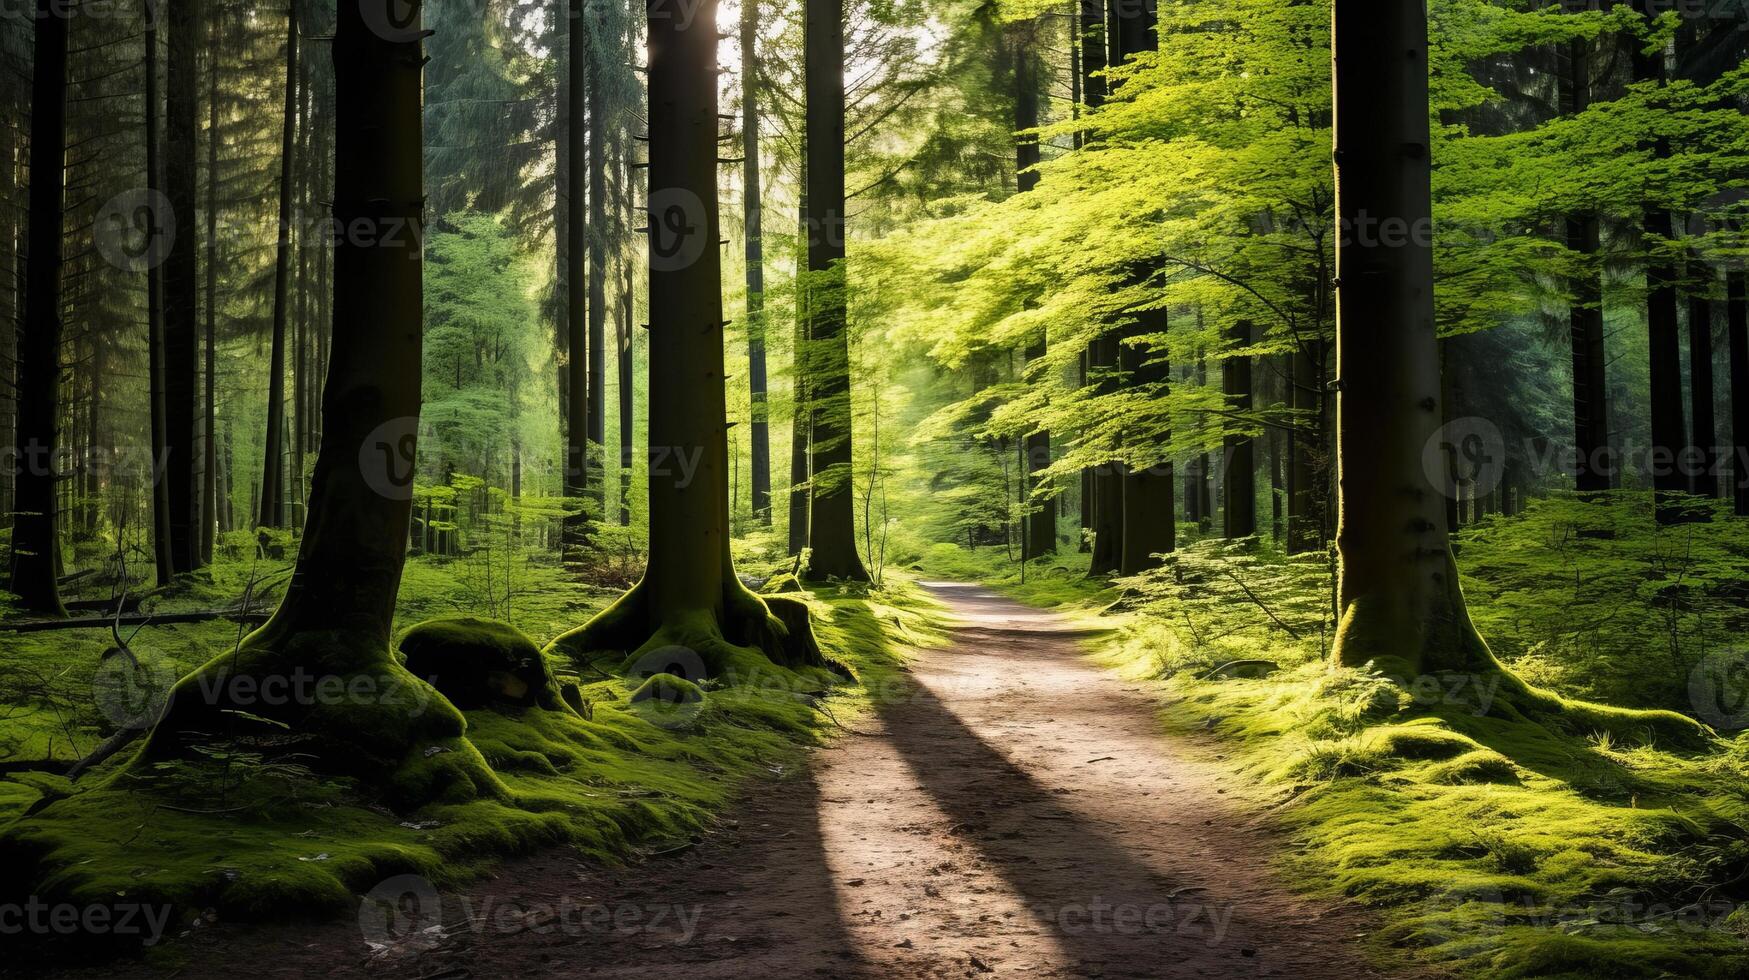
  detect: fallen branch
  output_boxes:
[0,610,271,634]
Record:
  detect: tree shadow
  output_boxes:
[872,662,1259,973]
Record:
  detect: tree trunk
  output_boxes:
[1286,344,1321,552]
[9,0,69,616]
[587,12,608,507]
[799,0,868,581]
[1087,333,1122,576]
[1012,20,1054,562]
[545,0,828,676]
[1690,286,1718,498]
[1118,311,1172,574]
[1730,269,1749,516]
[618,179,635,528]
[1632,4,1689,523]
[258,4,299,529]
[563,0,590,543]
[140,0,477,801]
[1075,2,1103,550]
[146,5,176,586]
[293,46,314,525]
[1330,0,1489,673]
[1563,36,1610,496]
[1223,319,1256,538]
[788,196,811,556]
[742,2,772,525]
[165,0,203,570]
[200,0,221,565]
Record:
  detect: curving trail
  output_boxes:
[47,582,1406,979]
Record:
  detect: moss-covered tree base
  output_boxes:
[129,628,511,811]
[543,578,846,684]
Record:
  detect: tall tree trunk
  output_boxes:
[0,61,13,533]
[1012,19,1054,562]
[1223,319,1256,537]
[1330,0,1489,673]
[9,0,69,616]
[1632,4,1689,523]
[146,5,175,586]
[800,0,868,581]
[1729,269,1749,516]
[1090,0,1155,576]
[165,0,203,570]
[787,185,811,556]
[1118,310,1172,574]
[200,0,221,564]
[293,43,313,524]
[587,12,607,508]
[1075,0,1103,549]
[741,1,772,524]
[1563,36,1610,495]
[564,0,590,542]
[1110,0,1168,574]
[1286,343,1321,552]
[545,0,827,675]
[143,0,465,796]
[618,139,636,528]
[1690,286,1718,498]
[258,4,298,529]
[1087,334,1122,575]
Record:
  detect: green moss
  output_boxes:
[0,566,946,958]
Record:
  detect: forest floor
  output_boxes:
[29,581,1405,979]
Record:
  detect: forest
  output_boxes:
[3,0,1749,976]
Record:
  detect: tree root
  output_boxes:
[544,579,845,683]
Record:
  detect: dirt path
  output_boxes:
[40,582,1402,979]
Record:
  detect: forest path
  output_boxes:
[58,582,1403,979]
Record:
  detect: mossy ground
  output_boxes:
[916,498,1749,978]
[0,543,945,961]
